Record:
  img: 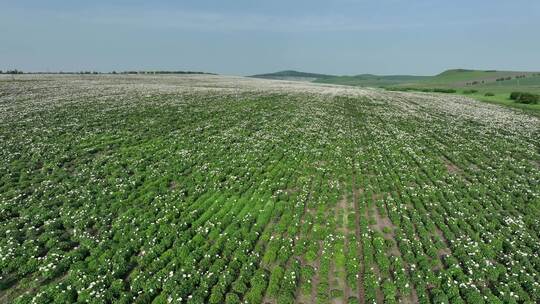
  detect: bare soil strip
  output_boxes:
[352,174,366,304]
[309,242,323,304]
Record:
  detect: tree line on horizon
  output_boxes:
[0,70,216,75]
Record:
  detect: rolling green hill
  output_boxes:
[405,69,540,88]
[252,69,540,90]
[313,74,429,87]
[390,69,540,114]
[250,70,333,81]
[251,70,428,86]
[252,69,540,113]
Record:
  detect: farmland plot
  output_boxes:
[0,74,539,304]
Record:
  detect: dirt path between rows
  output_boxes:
[346,97,366,304]
[352,167,366,304]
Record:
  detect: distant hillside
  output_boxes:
[251,69,540,113]
[253,69,540,89]
[250,70,431,85]
[313,69,540,88]
[250,70,334,81]
[252,68,540,96]
[313,74,429,87]
[421,69,539,86]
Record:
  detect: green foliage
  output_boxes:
[510,91,540,104]
[432,88,457,93]
[267,266,284,297]
[224,293,241,304]
[0,76,538,304]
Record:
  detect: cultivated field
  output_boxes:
[0,74,539,304]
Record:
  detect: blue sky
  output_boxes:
[1,0,539,75]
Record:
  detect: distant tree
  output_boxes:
[510,92,522,100]
[515,92,539,104]
[433,88,456,93]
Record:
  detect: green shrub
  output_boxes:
[386,87,456,94]
[433,88,456,93]
[385,87,414,92]
[510,91,523,100]
[462,89,478,94]
[514,92,540,104]
[484,92,495,97]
